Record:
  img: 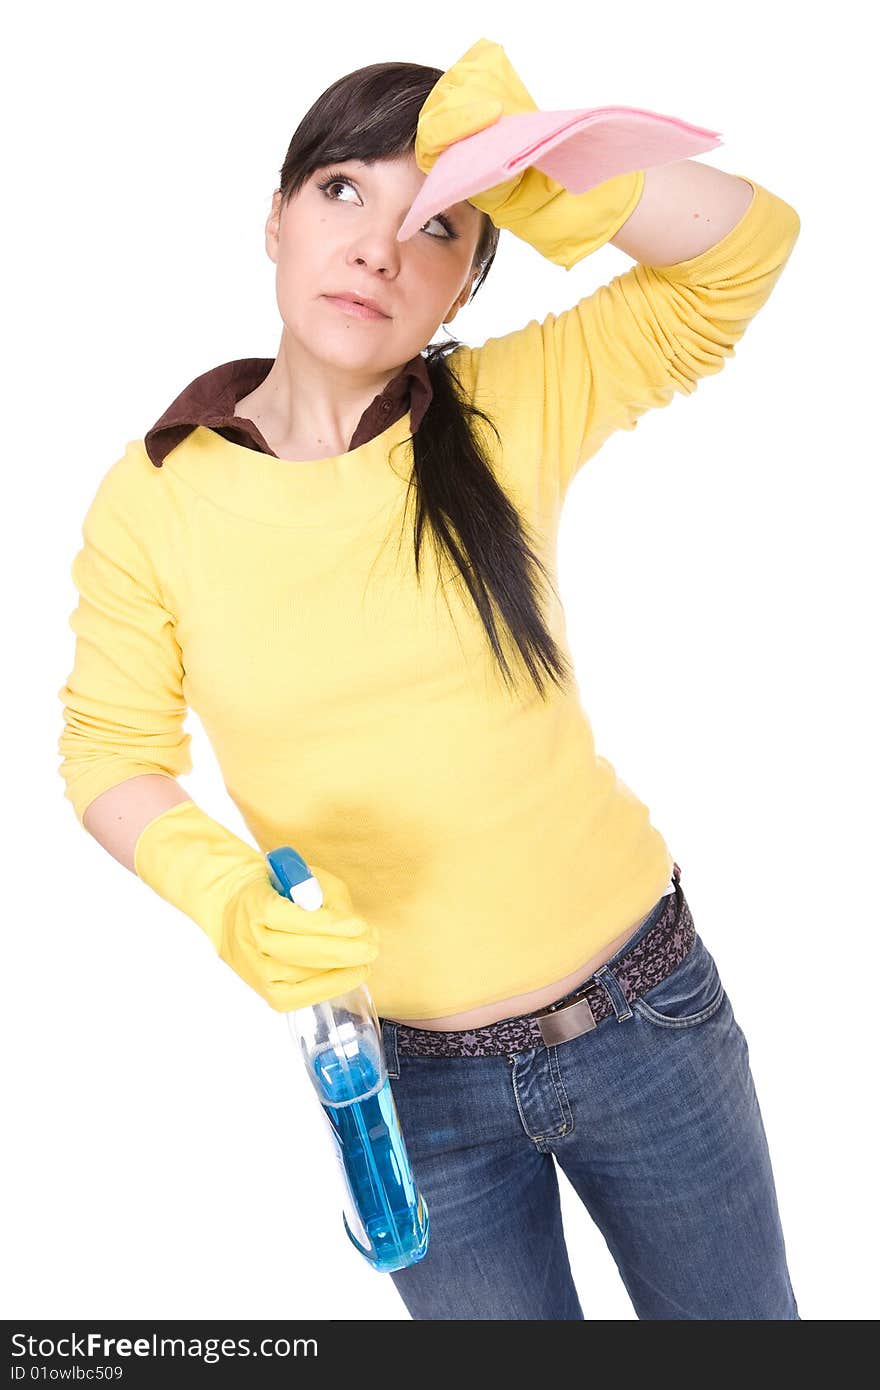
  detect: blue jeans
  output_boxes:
[379,892,800,1320]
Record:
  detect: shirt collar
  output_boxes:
[143,353,433,467]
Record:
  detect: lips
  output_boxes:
[325,293,389,317]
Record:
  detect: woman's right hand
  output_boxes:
[133,799,379,1012]
[218,862,380,1012]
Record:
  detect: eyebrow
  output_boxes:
[316,160,469,224]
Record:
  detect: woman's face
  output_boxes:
[265,152,485,375]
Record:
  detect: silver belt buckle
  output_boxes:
[536,995,597,1047]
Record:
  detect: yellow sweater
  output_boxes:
[57,175,800,1019]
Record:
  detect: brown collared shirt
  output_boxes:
[143,354,433,467]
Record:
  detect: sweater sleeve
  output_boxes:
[57,441,193,826]
[461,175,801,509]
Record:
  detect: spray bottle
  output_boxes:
[266,846,430,1273]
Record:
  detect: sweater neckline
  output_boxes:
[160,415,414,529]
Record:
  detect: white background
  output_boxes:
[4,0,876,1324]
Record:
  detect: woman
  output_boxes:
[57,40,802,1319]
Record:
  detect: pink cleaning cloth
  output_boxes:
[398,105,723,242]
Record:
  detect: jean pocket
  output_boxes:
[632,934,726,1029]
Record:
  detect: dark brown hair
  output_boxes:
[276,60,574,700]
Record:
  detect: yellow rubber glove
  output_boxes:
[415,36,645,270]
[133,800,379,1012]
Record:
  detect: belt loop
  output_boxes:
[381,1019,400,1079]
[593,964,633,1021]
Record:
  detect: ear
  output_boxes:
[265,189,283,265]
[443,267,479,326]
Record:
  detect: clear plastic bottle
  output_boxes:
[266,847,430,1273]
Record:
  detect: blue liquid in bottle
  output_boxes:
[312,1042,429,1272]
[266,844,429,1272]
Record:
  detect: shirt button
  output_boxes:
[380,400,392,413]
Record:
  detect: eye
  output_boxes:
[316,171,459,241]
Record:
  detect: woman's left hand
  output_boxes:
[414,36,645,270]
[414,36,536,180]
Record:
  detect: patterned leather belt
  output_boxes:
[389,863,695,1058]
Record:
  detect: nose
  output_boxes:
[348,223,404,278]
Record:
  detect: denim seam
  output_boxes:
[509,1050,572,1145]
[547,1044,573,1138]
[633,979,726,1030]
[509,1054,537,1142]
